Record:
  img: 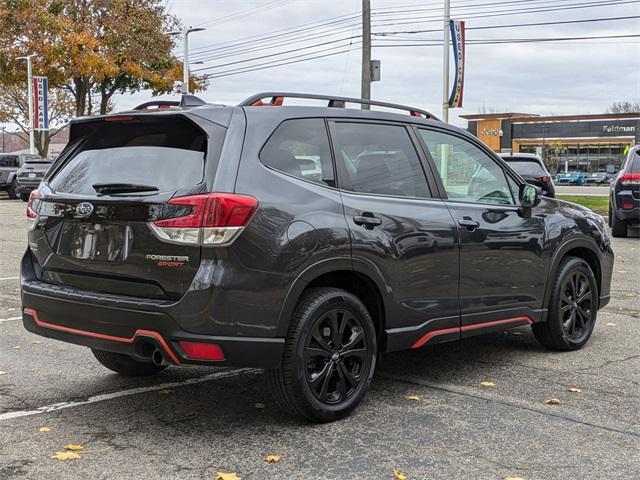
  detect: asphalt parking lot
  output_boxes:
[1,195,639,480]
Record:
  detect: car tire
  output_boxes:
[7,179,18,199]
[92,349,168,376]
[20,193,29,202]
[609,202,627,238]
[532,256,598,351]
[266,287,377,423]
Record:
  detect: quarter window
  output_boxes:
[331,122,430,198]
[418,129,514,205]
[260,119,334,186]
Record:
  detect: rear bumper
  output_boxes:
[20,253,284,368]
[16,182,39,194]
[615,206,640,224]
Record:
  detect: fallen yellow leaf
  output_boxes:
[504,477,525,480]
[264,454,281,463]
[405,395,422,401]
[39,427,51,433]
[624,293,636,297]
[64,444,84,451]
[158,389,173,395]
[617,270,627,274]
[544,398,561,405]
[480,381,495,388]
[51,451,81,461]
[0,371,6,375]
[31,340,42,344]
[567,387,582,393]
[254,402,266,409]
[13,345,20,350]
[216,472,241,480]
[393,468,408,480]
[606,323,617,327]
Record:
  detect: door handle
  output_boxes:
[458,218,480,231]
[353,214,382,228]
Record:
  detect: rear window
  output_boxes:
[49,117,215,195]
[630,150,640,173]
[505,159,546,176]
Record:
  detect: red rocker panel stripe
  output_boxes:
[23,308,181,365]
[411,316,534,349]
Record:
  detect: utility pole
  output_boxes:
[361,0,371,109]
[442,0,450,123]
[17,54,36,154]
[169,26,205,95]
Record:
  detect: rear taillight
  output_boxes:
[150,193,258,246]
[620,173,640,186]
[26,189,39,229]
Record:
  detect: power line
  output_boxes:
[374,15,640,37]
[193,0,295,28]
[372,33,640,47]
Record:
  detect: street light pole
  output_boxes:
[17,54,36,154]
[169,26,205,95]
[1,126,5,153]
[442,0,450,123]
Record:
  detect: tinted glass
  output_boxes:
[505,160,546,176]
[331,122,430,198]
[0,155,19,167]
[49,117,213,195]
[260,118,334,186]
[419,129,514,205]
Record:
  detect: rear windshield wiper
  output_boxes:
[93,183,159,195]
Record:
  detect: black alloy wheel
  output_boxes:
[558,270,593,343]
[304,308,367,405]
[532,256,598,351]
[267,287,377,423]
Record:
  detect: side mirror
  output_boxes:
[519,183,541,209]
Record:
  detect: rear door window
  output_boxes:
[0,155,19,167]
[330,122,431,198]
[49,117,214,195]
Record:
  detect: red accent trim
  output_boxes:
[410,111,423,118]
[411,316,533,349]
[23,308,181,365]
[411,326,459,349]
[250,96,283,107]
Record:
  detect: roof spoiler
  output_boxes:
[239,92,440,121]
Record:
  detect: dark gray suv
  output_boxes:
[21,93,614,422]
[0,153,41,199]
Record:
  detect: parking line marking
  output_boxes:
[0,277,19,281]
[0,368,258,422]
[0,316,21,324]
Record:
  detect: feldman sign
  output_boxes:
[448,19,465,109]
[32,76,49,131]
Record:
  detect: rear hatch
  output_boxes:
[29,114,226,300]
[18,159,52,186]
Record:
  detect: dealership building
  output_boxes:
[462,112,640,173]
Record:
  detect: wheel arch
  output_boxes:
[543,238,603,314]
[276,258,389,350]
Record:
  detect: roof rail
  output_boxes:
[239,92,440,121]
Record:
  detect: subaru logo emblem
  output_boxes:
[75,202,94,218]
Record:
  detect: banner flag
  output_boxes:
[448,20,465,109]
[33,76,49,131]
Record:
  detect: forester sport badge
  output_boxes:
[75,202,94,218]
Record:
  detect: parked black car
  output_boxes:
[21,93,613,422]
[609,145,640,237]
[499,153,555,197]
[0,153,41,199]
[16,156,53,201]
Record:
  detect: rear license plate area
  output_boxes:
[57,222,133,262]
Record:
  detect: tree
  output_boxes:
[541,141,565,174]
[0,85,74,157]
[607,100,640,114]
[0,0,208,117]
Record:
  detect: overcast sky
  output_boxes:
[116,0,639,127]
